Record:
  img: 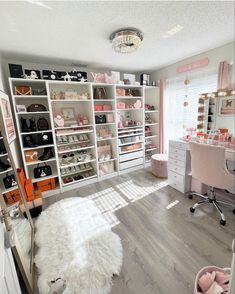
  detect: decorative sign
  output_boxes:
[0,91,16,144]
[177,58,209,74]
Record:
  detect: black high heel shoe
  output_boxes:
[29,117,37,132]
[38,147,54,161]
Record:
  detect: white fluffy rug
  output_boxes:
[35,197,123,294]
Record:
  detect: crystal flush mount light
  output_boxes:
[109,28,143,53]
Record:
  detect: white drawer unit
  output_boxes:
[168,140,191,193]
[119,150,144,162]
[120,157,144,170]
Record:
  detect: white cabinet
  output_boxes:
[168,140,191,193]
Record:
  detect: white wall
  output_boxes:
[0,56,4,91]
[151,42,235,135]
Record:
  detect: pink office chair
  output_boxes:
[189,142,235,226]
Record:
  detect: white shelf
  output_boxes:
[26,158,56,166]
[96,137,116,141]
[117,108,143,111]
[17,111,50,115]
[145,147,158,152]
[58,145,95,154]
[60,159,96,169]
[145,135,159,139]
[0,153,8,158]
[23,144,54,151]
[94,110,115,113]
[116,96,143,99]
[62,174,97,187]
[145,123,159,126]
[95,122,115,126]
[118,125,143,130]
[119,140,143,147]
[51,99,91,102]
[14,95,48,98]
[54,124,93,130]
[61,167,93,177]
[56,129,93,136]
[93,99,115,102]
[0,168,13,175]
[1,185,18,194]
[145,110,158,113]
[21,130,52,135]
[0,137,3,139]
[32,174,58,183]
[118,132,143,138]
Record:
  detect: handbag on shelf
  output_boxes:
[3,173,17,189]
[94,87,107,100]
[99,161,114,176]
[98,126,112,138]
[32,88,47,95]
[103,104,112,111]
[106,114,114,123]
[25,151,38,162]
[37,132,53,145]
[131,89,140,97]
[95,115,106,124]
[37,117,49,131]
[116,88,125,96]
[33,163,52,179]
[64,88,78,100]
[117,102,126,109]
[27,104,47,112]
[15,86,32,96]
[94,105,103,111]
[97,143,111,158]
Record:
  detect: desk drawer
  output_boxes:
[168,171,185,193]
[169,140,187,150]
[168,163,185,176]
[168,158,185,168]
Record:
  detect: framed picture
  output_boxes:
[219,97,235,116]
[61,107,77,124]
[0,91,16,144]
[16,105,27,113]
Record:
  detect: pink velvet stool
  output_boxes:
[151,154,168,178]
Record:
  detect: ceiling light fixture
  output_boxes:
[109,28,143,54]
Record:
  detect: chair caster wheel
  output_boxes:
[188,194,193,199]
[233,209,235,215]
[190,207,195,213]
[220,219,226,226]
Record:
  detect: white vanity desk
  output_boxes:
[168,139,235,194]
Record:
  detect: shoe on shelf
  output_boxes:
[29,117,37,132]
[20,117,31,133]
[38,147,54,161]
[65,168,70,174]
[68,136,74,143]
[73,135,78,142]
[61,168,66,175]
[23,135,38,148]
[57,137,63,145]
[0,159,11,172]
[75,165,80,171]
[62,136,68,143]
[83,134,89,141]
[0,145,7,155]
[70,166,76,173]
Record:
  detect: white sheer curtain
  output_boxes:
[164,69,218,153]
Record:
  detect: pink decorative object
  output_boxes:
[91,72,105,83]
[134,99,142,109]
[151,154,168,178]
[117,102,126,109]
[106,114,114,123]
[94,105,103,111]
[104,72,117,84]
[103,104,112,111]
[177,58,209,74]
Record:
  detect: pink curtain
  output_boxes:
[159,79,165,153]
[217,61,230,90]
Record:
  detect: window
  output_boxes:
[164,69,217,152]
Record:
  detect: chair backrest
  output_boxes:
[189,142,234,190]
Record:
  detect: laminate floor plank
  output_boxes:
[42,168,234,294]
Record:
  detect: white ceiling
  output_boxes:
[0,1,234,71]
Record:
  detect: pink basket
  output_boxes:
[194,266,230,294]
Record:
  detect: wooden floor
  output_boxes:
[43,168,235,294]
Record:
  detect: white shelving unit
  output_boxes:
[9,78,160,194]
[144,86,160,164]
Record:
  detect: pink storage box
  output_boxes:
[151,154,168,178]
[94,105,103,111]
[103,104,112,111]
[191,177,208,194]
[117,102,126,109]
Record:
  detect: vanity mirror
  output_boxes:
[197,89,235,134]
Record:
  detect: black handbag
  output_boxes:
[25,69,41,79]
[37,132,53,145]
[32,88,47,95]
[33,163,52,179]
[37,117,49,131]
[94,87,107,100]
[27,104,47,112]
[3,173,17,189]
[95,115,106,124]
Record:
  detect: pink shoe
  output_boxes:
[215,271,230,291]
[204,281,224,294]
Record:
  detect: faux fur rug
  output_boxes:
[35,197,123,294]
